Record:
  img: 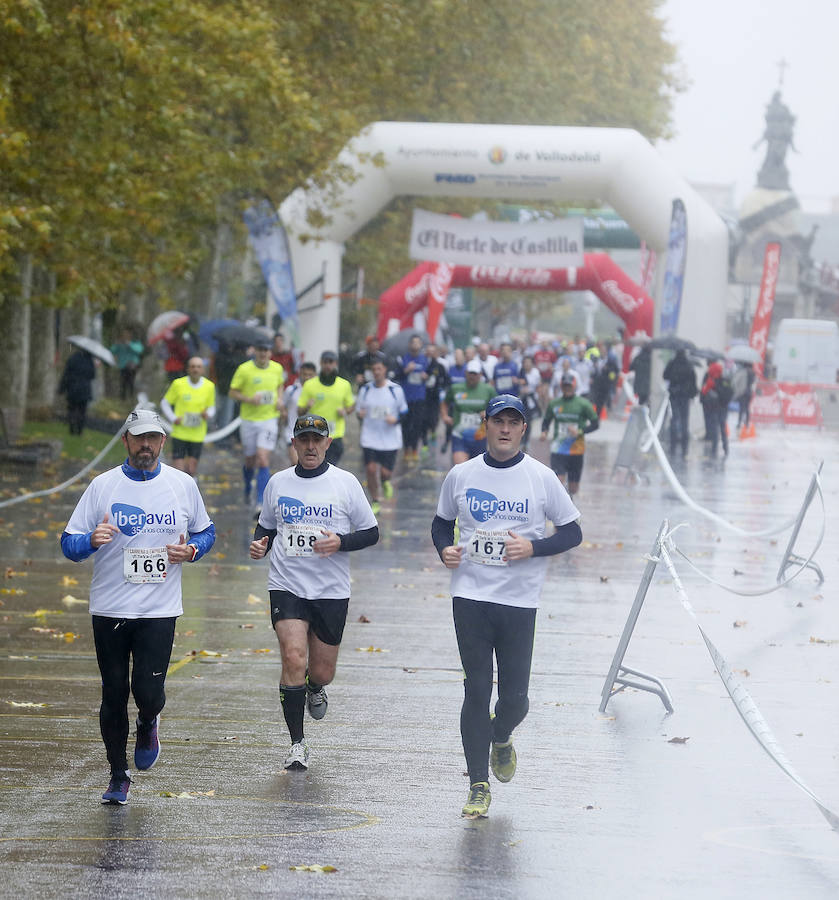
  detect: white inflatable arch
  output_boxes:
[279,122,728,360]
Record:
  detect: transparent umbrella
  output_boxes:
[147,311,189,345]
[726,344,761,364]
[67,335,116,367]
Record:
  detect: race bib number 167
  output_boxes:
[467,528,509,567]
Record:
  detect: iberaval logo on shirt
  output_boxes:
[465,489,529,523]
[278,496,334,523]
[111,503,176,536]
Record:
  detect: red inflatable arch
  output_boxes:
[377,253,654,367]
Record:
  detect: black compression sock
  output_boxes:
[280,683,306,743]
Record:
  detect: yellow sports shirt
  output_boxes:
[230,360,285,422]
[298,376,354,439]
[164,376,216,442]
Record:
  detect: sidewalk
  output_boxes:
[1,416,837,898]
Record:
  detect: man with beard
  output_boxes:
[61,409,215,805]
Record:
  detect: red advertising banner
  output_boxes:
[748,242,781,376]
[377,254,654,362]
[750,378,822,426]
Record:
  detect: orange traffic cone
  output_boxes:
[747,422,756,438]
[599,405,608,421]
[739,425,747,440]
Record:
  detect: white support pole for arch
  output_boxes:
[280,122,729,362]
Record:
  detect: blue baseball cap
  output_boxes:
[486,394,525,419]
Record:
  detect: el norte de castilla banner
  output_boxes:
[409,208,584,269]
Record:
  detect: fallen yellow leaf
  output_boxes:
[246,594,264,605]
[24,530,48,539]
[7,700,47,708]
[355,646,390,653]
[61,595,86,606]
[61,575,79,587]
[289,865,337,873]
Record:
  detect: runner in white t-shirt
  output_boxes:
[355,358,408,514]
[249,413,378,771]
[282,361,316,466]
[61,409,215,805]
[432,394,581,819]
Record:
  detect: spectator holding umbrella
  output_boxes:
[59,348,96,435]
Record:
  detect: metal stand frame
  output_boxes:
[776,461,824,585]
[611,405,649,485]
[599,521,674,714]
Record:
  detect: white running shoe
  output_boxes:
[283,740,310,770]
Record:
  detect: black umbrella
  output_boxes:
[381,329,432,359]
[649,335,696,353]
[211,323,273,348]
[691,347,724,362]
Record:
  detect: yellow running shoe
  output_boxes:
[490,739,517,783]
[461,781,491,818]
[382,480,393,499]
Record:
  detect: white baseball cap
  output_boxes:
[466,359,484,374]
[124,409,166,436]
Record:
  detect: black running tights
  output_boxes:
[92,615,177,773]
[452,597,536,784]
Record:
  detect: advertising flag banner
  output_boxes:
[409,208,583,269]
[749,242,781,376]
[658,199,687,335]
[243,200,298,342]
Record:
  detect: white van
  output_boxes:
[774,319,839,384]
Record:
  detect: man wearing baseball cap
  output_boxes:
[61,408,216,805]
[297,350,355,464]
[440,358,496,465]
[540,371,599,497]
[432,394,581,818]
[249,413,378,771]
[229,337,286,514]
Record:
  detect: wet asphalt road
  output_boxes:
[1,412,838,898]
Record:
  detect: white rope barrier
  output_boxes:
[0,413,243,508]
[640,405,799,538]
[0,425,129,509]
[656,530,839,832]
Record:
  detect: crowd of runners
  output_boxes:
[60,330,631,817]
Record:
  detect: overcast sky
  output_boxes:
[657,0,839,214]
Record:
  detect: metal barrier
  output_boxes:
[599,521,674,714]
[777,461,825,584]
[611,405,649,484]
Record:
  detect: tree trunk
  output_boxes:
[0,256,33,440]
[207,220,233,320]
[27,294,57,416]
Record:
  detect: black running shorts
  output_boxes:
[170,438,203,460]
[550,452,583,482]
[269,590,350,646]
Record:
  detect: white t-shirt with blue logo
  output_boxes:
[436,454,579,608]
[259,465,377,599]
[356,380,408,451]
[65,465,213,617]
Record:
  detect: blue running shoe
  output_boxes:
[134,715,160,771]
[102,771,131,805]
